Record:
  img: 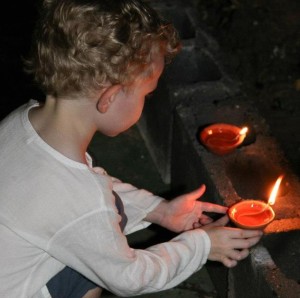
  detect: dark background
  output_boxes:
[1,0,299,173]
[195,0,300,175]
[0,2,42,120]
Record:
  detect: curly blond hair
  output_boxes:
[25,0,181,98]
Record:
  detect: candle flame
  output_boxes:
[239,127,248,135]
[268,175,284,205]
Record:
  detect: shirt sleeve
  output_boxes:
[111,176,163,235]
[47,210,211,297]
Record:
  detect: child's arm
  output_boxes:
[48,208,212,296]
[144,185,263,268]
[113,178,262,268]
[111,176,164,234]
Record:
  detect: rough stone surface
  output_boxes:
[171,89,300,297]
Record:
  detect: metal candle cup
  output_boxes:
[200,123,248,155]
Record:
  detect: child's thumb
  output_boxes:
[186,184,206,200]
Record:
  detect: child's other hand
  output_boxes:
[151,185,228,233]
[201,216,263,268]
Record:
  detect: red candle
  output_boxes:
[206,130,238,147]
[229,200,275,229]
[236,212,273,226]
[200,123,248,155]
[228,175,283,229]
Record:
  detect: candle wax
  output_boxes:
[200,123,247,156]
[205,131,239,147]
[235,209,274,225]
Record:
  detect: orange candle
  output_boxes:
[228,175,283,229]
[200,123,248,155]
[229,200,275,229]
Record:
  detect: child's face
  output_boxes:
[100,53,165,136]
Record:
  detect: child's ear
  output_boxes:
[97,85,122,113]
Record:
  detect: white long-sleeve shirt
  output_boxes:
[0,101,211,297]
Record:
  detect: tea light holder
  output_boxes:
[228,200,275,230]
[200,123,248,155]
[228,175,283,229]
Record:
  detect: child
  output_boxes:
[0,0,263,297]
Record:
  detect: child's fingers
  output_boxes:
[204,215,229,227]
[200,202,228,214]
[227,248,250,261]
[193,222,202,229]
[230,229,263,240]
[220,248,250,267]
[199,215,214,225]
[238,248,250,260]
[223,258,238,268]
[185,185,206,201]
[231,235,262,250]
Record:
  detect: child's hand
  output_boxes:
[201,216,263,267]
[146,185,228,233]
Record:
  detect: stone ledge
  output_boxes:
[171,88,300,297]
[138,1,239,184]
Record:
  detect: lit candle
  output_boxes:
[200,123,248,155]
[228,175,284,229]
[239,126,248,139]
[268,175,284,205]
